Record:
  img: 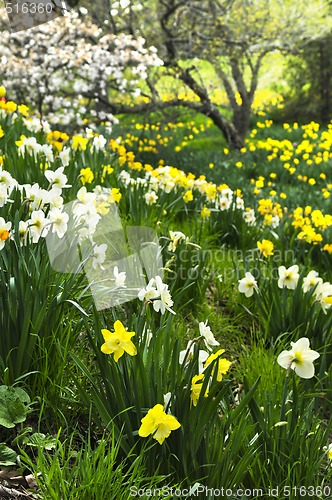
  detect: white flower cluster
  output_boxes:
[238,266,332,313]
[0,163,70,245]
[0,10,163,126]
[0,162,118,255]
[215,187,244,212]
[117,166,256,219]
[138,275,175,315]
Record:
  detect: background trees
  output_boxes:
[78,0,332,147]
[1,0,332,146]
[282,34,332,123]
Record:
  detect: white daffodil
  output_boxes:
[144,191,158,205]
[270,215,280,228]
[0,184,9,208]
[46,187,64,209]
[18,220,29,246]
[76,186,96,206]
[28,210,50,243]
[22,183,45,211]
[243,209,256,226]
[199,320,220,351]
[0,217,11,250]
[238,272,258,298]
[92,134,107,151]
[113,266,126,287]
[277,265,300,290]
[17,136,42,158]
[168,230,188,252]
[218,195,232,211]
[49,207,69,239]
[45,166,71,189]
[41,144,54,163]
[235,196,244,210]
[153,275,175,315]
[92,243,107,270]
[179,341,209,373]
[163,392,172,413]
[314,281,332,313]
[138,278,159,302]
[59,147,71,167]
[302,270,323,293]
[277,337,320,379]
[0,169,17,192]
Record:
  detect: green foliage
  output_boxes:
[71,307,260,486]
[1,79,332,492]
[282,35,332,123]
[0,443,18,466]
[0,232,87,394]
[0,385,31,429]
[21,430,171,500]
[245,372,332,489]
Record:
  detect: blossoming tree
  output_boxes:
[0,8,162,128]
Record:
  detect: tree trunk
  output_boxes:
[232,102,252,146]
[206,105,244,149]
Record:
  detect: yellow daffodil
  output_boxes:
[101,320,137,362]
[183,190,193,203]
[138,404,181,444]
[257,239,274,258]
[323,244,332,254]
[190,374,208,407]
[204,349,231,382]
[18,104,29,117]
[201,205,211,220]
[80,167,94,185]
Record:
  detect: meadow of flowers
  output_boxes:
[0,85,332,498]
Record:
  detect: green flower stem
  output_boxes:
[280,369,291,421]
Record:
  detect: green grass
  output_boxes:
[21,430,172,500]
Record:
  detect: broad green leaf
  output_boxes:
[0,385,30,428]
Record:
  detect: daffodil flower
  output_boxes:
[113,266,126,287]
[277,337,320,379]
[327,443,332,464]
[278,265,300,290]
[204,349,232,382]
[199,320,219,351]
[238,272,258,297]
[257,239,274,258]
[101,320,137,362]
[138,404,181,444]
[302,270,322,293]
[190,374,209,407]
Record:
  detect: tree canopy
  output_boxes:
[1,0,332,145]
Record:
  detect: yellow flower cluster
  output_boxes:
[258,199,283,221]
[46,130,69,151]
[0,100,17,113]
[116,120,210,156]
[292,207,332,245]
